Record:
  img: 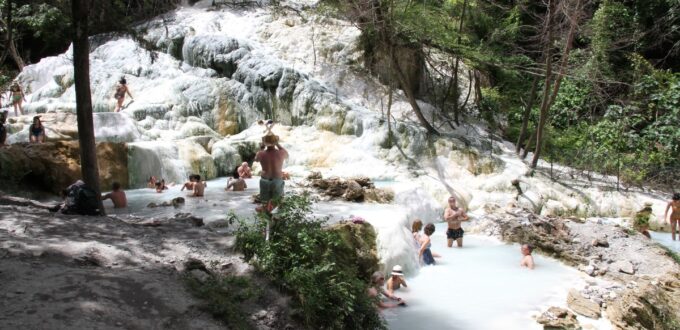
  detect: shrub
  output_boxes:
[235,194,385,330]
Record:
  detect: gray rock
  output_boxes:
[567,289,601,319]
[536,306,581,329]
[610,261,635,275]
[591,238,609,248]
[189,269,210,283]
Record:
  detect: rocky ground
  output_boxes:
[469,207,680,329]
[0,203,296,330]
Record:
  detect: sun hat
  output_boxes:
[391,265,404,276]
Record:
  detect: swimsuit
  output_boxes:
[259,177,284,202]
[30,124,44,137]
[446,227,464,240]
[12,94,21,102]
[422,241,435,265]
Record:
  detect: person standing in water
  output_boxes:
[664,193,680,241]
[29,116,46,143]
[419,223,436,265]
[254,132,288,213]
[520,244,535,269]
[444,195,469,248]
[113,78,133,112]
[9,82,26,116]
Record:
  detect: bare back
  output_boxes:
[255,146,288,179]
[193,182,205,197]
[103,190,127,208]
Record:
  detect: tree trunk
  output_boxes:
[530,0,556,169]
[72,0,105,215]
[390,50,439,136]
[4,0,25,70]
[531,0,580,168]
[452,0,468,125]
[516,75,539,154]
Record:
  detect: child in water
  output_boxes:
[386,265,408,295]
[419,223,436,265]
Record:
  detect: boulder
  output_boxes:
[591,238,609,248]
[607,273,680,330]
[328,221,380,282]
[0,141,128,195]
[537,306,581,329]
[567,289,601,319]
[343,180,364,201]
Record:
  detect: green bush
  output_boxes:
[235,194,385,330]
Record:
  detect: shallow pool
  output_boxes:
[650,231,680,252]
[385,223,586,330]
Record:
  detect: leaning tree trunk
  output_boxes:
[531,0,579,168]
[530,0,556,169]
[516,76,539,154]
[4,0,25,70]
[390,50,439,136]
[451,0,469,125]
[72,0,105,215]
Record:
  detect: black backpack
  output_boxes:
[61,181,100,215]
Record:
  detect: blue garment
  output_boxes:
[422,248,435,265]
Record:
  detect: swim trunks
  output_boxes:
[422,248,435,265]
[446,228,464,240]
[12,94,21,103]
[259,178,284,202]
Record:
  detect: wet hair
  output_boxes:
[33,116,41,123]
[194,175,201,181]
[673,193,680,201]
[112,182,121,191]
[411,219,423,233]
[523,244,534,253]
[424,223,435,236]
[371,271,385,284]
[155,182,162,188]
[119,78,127,85]
[233,166,240,179]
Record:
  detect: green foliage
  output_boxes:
[235,194,385,330]
[183,273,262,330]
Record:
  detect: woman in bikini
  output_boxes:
[664,193,680,241]
[113,78,133,112]
[29,116,45,143]
[9,82,26,116]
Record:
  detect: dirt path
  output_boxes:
[0,204,288,330]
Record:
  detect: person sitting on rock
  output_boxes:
[520,244,535,270]
[237,162,252,179]
[444,195,469,248]
[29,116,46,143]
[419,223,436,265]
[191,175,205,197]
[367,271,405,309]
[101,182,127,208]
[664,193,680,241]
[386,265,408,295]
[226,167,247,192]
[113,78,133,112]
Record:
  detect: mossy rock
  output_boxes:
[328,222,380,282]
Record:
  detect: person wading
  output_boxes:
[113,78,133,112]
